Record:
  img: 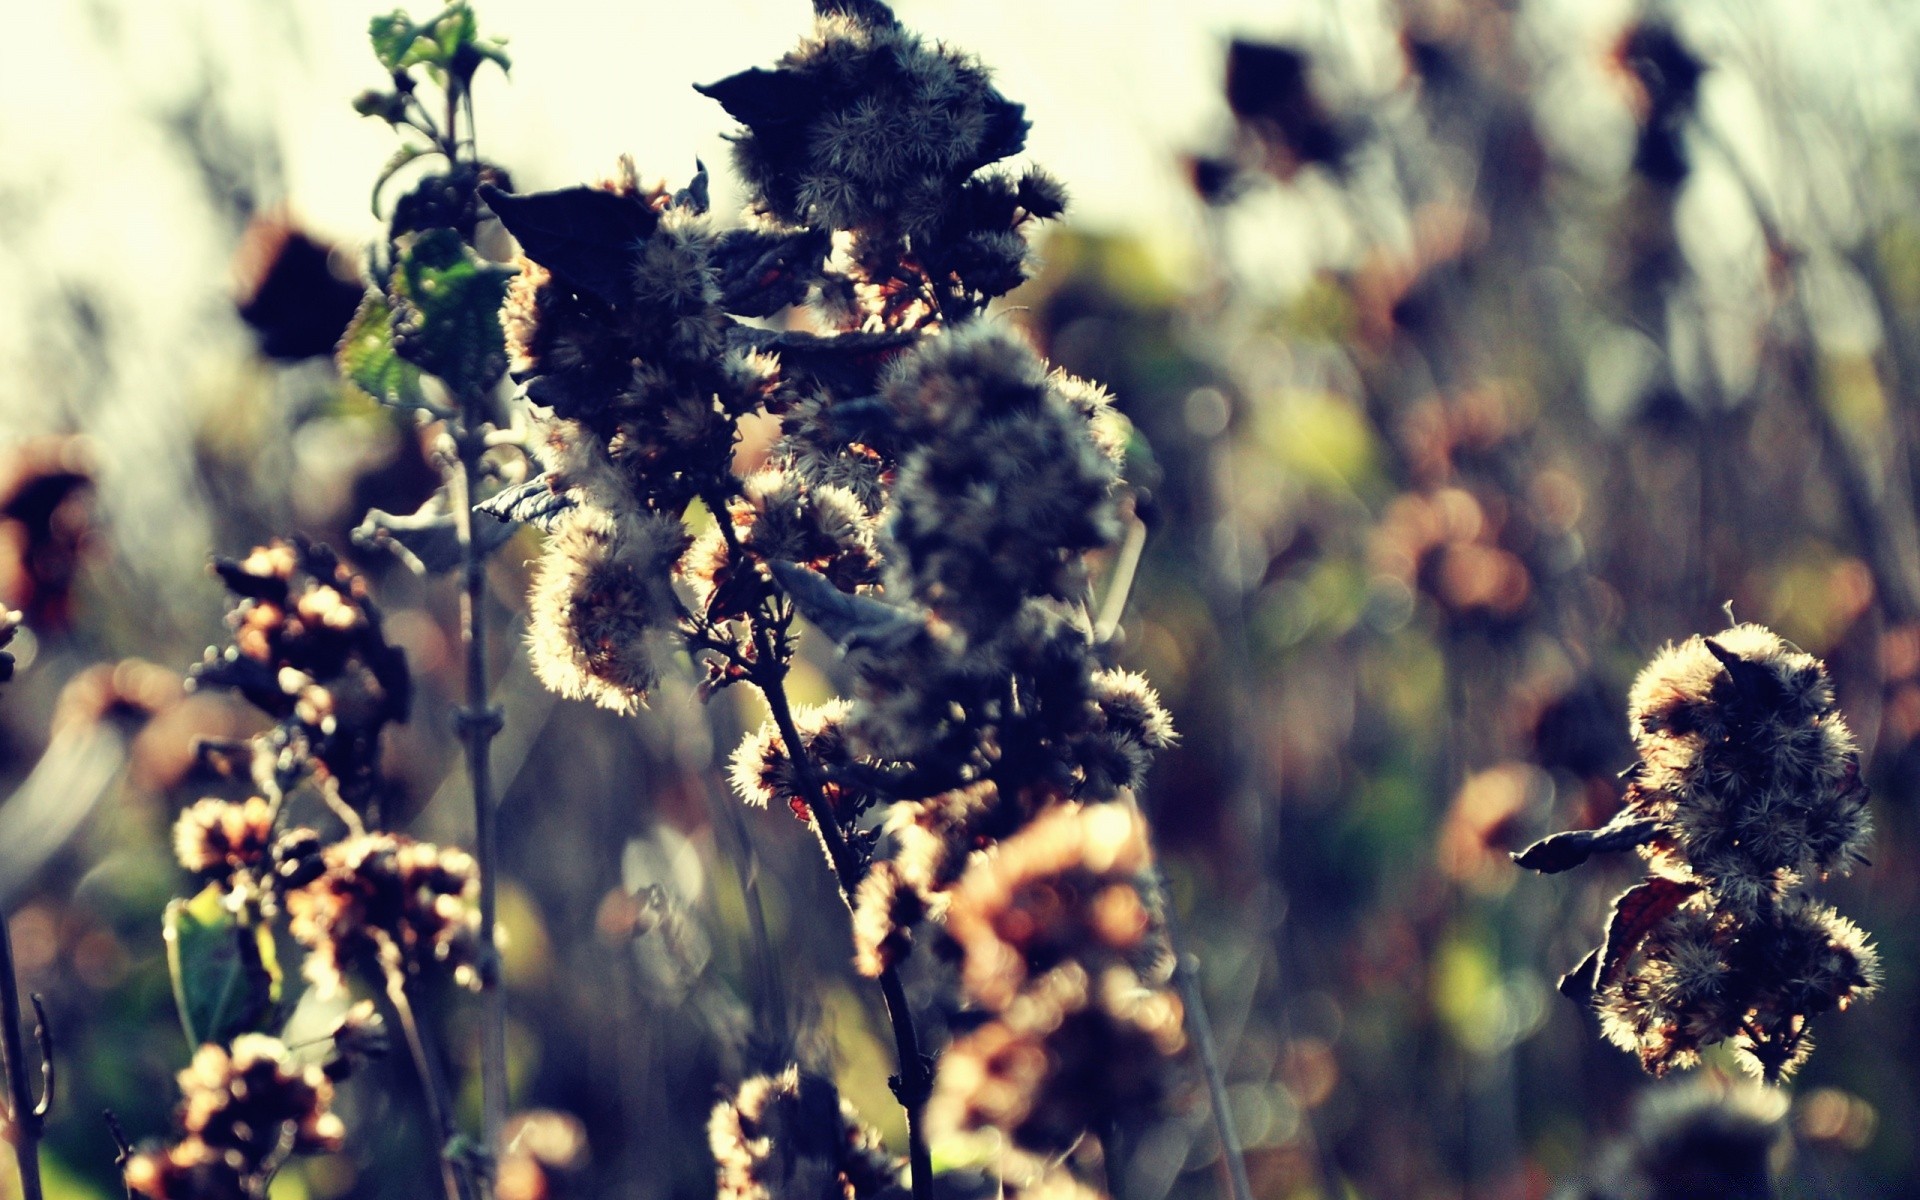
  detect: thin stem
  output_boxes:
[379,954,468,1200]
[452,418,508,1196]
[741,609,932,1200]
[0,913,44,1200]
[1161,917,1252,1200]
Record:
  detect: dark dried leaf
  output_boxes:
[1596,875,1703,987]
[475,474,576,532]
[768,561,918,652]
[728,325,917,395]
[1512,816,1660,874]
[693,68,822,130]
[712,227,829,318]
[672,161,710,214]
[480,183,659,304]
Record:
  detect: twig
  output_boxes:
[749,633,934,1200]
[707,507,934,1200]
[0,911,46,1200]
[379,949,469,1200]
[104,1109,135,1200]
[452,415,509,1200]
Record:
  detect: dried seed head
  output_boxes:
[285,833,481,996]
[526,509,687,714]
[879,325,1122,632]
[702,4,1028,239]
[944,803,1165,1010]
[709,1067,901,1200]
[728,699,882,823]
[1627,625,1870,903]
[928,963,1184,1168]
[173,797,276,883]
[178,1035,344,1157]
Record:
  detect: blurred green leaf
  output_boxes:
[163,885,281,1049]
[392,228,515,396]
[338,291,431,411]
[370,6,507,79]
[368,12,427,71]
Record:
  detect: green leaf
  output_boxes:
[338,290,431,410]
[372,5,498,75]
[372,142,438,214]
[391,228,515,396]
[368,12,426,71]
[163,885,280,1048]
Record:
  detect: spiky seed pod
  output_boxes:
[526,509,688,715]
[709,1067,902,1200]
[1595,894,1878,1081]
[943,803,1166,1011]
[284,833,481,995]
[928,963,1184,1170]
[698,3,1027,240]
[728,699,883,823]
[878,325,1122,632]
[1624,625,1870,902]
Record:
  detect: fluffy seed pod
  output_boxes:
[928,963,1184,1169]
[1516,623,1878,1081]
[944,803,1165,1010]
[526,509,688,715]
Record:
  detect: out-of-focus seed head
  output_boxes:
[285,833,481,996]
[173,797,276,883]
[709,1067,901,1200]
[943,803,1165,1010]
[928,963,1184,1170]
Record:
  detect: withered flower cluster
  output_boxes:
[1516,624,1878,1080]
[709,1067,901,1200]
[928,805,1184,1179]
[178,539,478,992]
[479,1,1184,1192]
[123,1035,344,1200]
[132,542,476,1197]
[190,538,411,806]
[285,832,481,995]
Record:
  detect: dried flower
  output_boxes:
[710,1067,901,1200]
[943,804,1166,1010]
[928,963,1183,1170]
[190,539,411,805]
[125,1035,343,1199]
[285,832,480,995]
[526,508,688,714]
[1516,624,1878,1080]
[173,798,276,883]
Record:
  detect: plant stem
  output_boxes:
[452,419,508,1198]
[744,616,932,1200]
[380,956,468,1200]
[0,914,44,1200]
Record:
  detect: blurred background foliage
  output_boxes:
[2,0,1919,1197]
